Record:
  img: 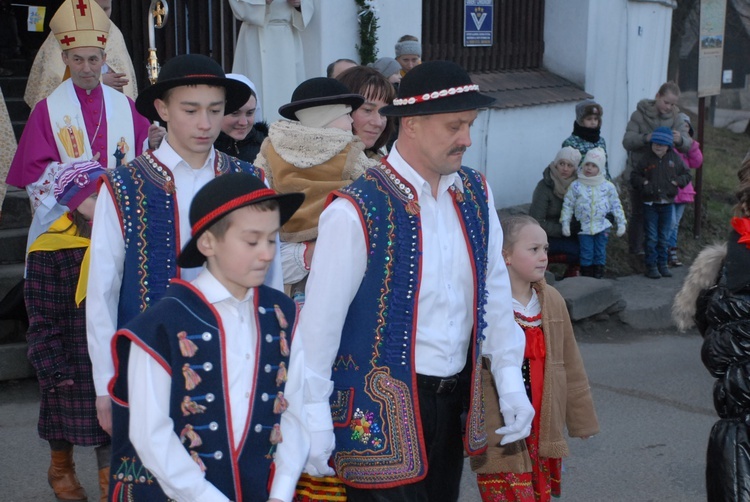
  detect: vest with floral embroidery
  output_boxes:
[103,150,265,328]
[327,162,491,488]
[109,281,296,501]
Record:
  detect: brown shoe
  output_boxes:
[99,466,110,502]
[48,448,88,501]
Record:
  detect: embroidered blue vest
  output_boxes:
[328,163,491,488]
[109,281,296,502]
[104,150,264,328]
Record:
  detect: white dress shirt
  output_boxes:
[128,268,307,502]
[296,145,526,432]
[87,138,283,396]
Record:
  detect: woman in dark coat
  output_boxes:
[213,73,268,164]
[528,146,582,276]
[673,154,750,501]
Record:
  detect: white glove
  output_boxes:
[616,225,626,238]
[495,391,534,445]
[303,430,336,477]
[561,224,571,237]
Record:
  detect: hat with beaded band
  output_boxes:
[379,60,495,117]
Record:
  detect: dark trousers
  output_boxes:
[345,375,465,502]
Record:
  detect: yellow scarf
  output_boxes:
[28,214,91,306]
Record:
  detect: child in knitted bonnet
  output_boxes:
[560,147,627,278]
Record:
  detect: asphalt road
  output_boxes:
[2,323,714,501]
[460,324,715,501]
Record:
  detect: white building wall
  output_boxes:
[463,103,578,208]
[300,0,422,77]
[544,0,589,87]
[586,0,673,180]
[300,0,674,210]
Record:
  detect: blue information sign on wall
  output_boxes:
[464,0,493,47]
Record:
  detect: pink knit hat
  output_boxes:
[53,160,106,211]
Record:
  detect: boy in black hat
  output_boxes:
[85,54,282,461]
[254,76,378,300]
[291,60,533,501]
[109,173,306,501]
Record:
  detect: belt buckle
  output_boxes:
[436,377,457,394]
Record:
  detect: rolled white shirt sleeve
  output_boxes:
[86,184,125,396]
[128,344,229,502]
[480,185,527,397]
[279,241,309,286]
[296,198,367,432]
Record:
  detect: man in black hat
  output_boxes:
[86,54,282,444]
[291,60,534,501]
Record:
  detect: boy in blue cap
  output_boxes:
[109,173,307,501]
[630,126,691,279]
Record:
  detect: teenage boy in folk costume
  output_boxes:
[292,60,534,501]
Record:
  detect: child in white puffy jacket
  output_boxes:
[560,147,626,278]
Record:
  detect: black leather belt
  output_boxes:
[417,373,459,395]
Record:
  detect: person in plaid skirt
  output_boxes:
[25,160,110,501]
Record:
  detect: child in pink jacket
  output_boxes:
[668,113,703,266]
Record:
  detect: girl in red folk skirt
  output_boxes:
[471,214,599,501]
[25,161,110,502]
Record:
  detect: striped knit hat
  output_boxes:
[54,160,106,211]
[651,126,674,147]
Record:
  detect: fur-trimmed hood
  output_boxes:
[254,120,378,243]
[264,119,373,170]
[672,243,726,331]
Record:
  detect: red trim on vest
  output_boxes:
[108,328,172,407]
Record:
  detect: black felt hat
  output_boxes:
[136,54,252,122]
[379,60,495,117]
[177,173,304,268]
[278,77,364,121]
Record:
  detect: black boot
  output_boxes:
[580,265,594,277]
[645,266,661,279]
[658,264,673,277]
[593,265,604,279]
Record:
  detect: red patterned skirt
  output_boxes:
[476,315,561,501]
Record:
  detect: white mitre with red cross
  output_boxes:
[49,0,111,50]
